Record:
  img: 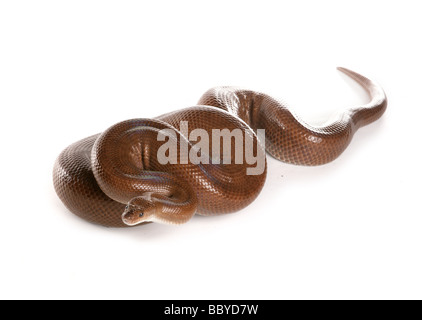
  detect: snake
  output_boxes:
[53,67,387,227]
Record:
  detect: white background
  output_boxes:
[0,0,421,300]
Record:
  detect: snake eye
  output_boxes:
[139,212,144,217]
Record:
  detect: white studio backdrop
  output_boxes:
[0,0,421,299]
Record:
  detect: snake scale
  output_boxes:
[53,67,387,227]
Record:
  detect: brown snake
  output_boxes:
[53,67,387,227]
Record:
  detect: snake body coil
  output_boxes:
[53,68,387,227]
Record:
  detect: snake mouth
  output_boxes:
[122,217,140,226]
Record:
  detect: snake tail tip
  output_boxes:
[336,66,351,74]
[336,67,364,81]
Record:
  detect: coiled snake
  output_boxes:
[53,67,387,227]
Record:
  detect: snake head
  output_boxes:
[122,196,157,226]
